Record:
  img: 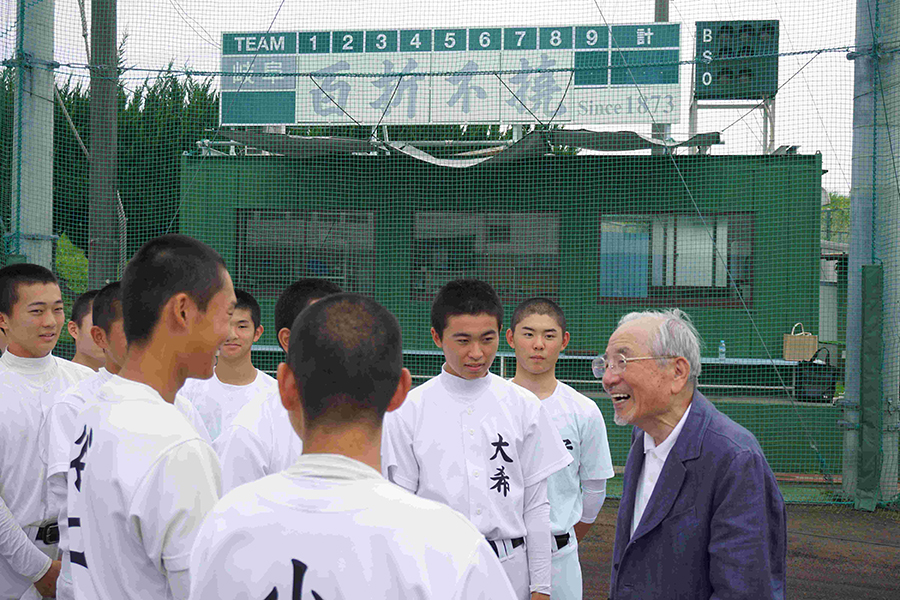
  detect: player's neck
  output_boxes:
[215,355,257,385]
[118,342,185,404]
[302,425,383,473]
[104,357,122,375]
[511,366,558,400]
[72,351,103,372]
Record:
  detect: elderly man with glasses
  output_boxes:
[597,309,786,600]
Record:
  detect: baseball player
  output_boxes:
[0,264,93,600]
[180,289,275,440]
[66,290,104,371]
[214,278,341,492]
[382,279,573,600]
[190,293,517,600]
[507,298,614,600]
[66,235,231,600]
[44,281,210,600]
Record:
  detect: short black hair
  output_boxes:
[431,278,503,338]
[510,297,566,333]
[70,290,99,327]
[234,289,261,329]
[92,282,122,334]
[0,263,58,315]
[121,234,226,345]
[274,278,343,334]
[287,293,403,427]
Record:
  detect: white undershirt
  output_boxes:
[631,402,692,538]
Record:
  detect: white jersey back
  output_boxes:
[381,370,572,540]
[67,376,221,600]
[532,382,614,535]
[189,454,517,600]
[214,388,302,493]
[180,369,276,440]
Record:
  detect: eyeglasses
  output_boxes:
[592,353,677,378]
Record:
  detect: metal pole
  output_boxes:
[875,0,899,501]
[844,0,878,499]
[88,0,120,287]
[650,0,671,155]
[10,0,55,268]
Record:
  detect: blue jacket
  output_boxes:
[610,390,786,599]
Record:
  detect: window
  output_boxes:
[236,209,375,297]
[598,213,752,306]
[412,212,560,303]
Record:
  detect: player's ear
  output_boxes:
[277,362,300,413]
[277,327,291,352]
[386,368,412,413]
[505,328,515,349]
[67,320,80,341]
[166,293,192,332]
[430,327,443,349]
[90,325,108,351]
[560,330,571,352]
[253,325,264,343]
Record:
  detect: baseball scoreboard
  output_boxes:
[220,23,681,126]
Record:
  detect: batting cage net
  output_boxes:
[1,0,898,517]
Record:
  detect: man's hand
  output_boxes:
[574,521,594,542]
[530,593,550,600]
[34,559,60,598]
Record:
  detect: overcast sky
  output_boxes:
[2,1,858,193]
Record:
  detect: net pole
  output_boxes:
[845,0,879,500]
[88,0,120,287]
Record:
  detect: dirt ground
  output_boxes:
[578,499,900,599]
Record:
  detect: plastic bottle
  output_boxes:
[718,340,726,360]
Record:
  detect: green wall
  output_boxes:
[180,153,822,359]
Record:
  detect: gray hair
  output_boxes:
[617,309,702,384]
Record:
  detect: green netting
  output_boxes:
[1,0,898,509]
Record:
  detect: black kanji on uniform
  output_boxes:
[263,559,324,600]
[69,425,92,492]
[490,433,513,463]
[563,438,574,451]
[490,466,511,497]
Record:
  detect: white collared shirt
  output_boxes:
[631,402,693,538]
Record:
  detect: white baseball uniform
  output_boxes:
[43,369,211,600]
[179,369,277,440]
[214,388,302,493]
[519,381,615,600]
[382,368,572,599]
[0,352,92,600]
[66,376,221,600]
[189,453,518,600]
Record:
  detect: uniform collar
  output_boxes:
[438,366,493,398]
[284,453,383,482]
[0,350,55,376]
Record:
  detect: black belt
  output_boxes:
[554,533,570,550]
[35,523,59,545]
[487,537,524,557]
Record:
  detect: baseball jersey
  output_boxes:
[0,352,92,600]
[214,388,302,493]
[525,381,615,535]
[67,375,222,600]
[189,454,517,600]
[179,369,277,440]
[381,369,572,540]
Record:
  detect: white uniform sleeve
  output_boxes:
[380,411,419,493]
[214,425,269,493]
[129,440,221,592]
[0,494,51,582]
[522,478,551,595]
[578,402,615,482]
[580,479,607,524]
[452,539,518,600]
[522,403,573,488]
[44,401,80,479]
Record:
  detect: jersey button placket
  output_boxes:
[462,405,486,526]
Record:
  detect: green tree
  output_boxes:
[822,192,850,243]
